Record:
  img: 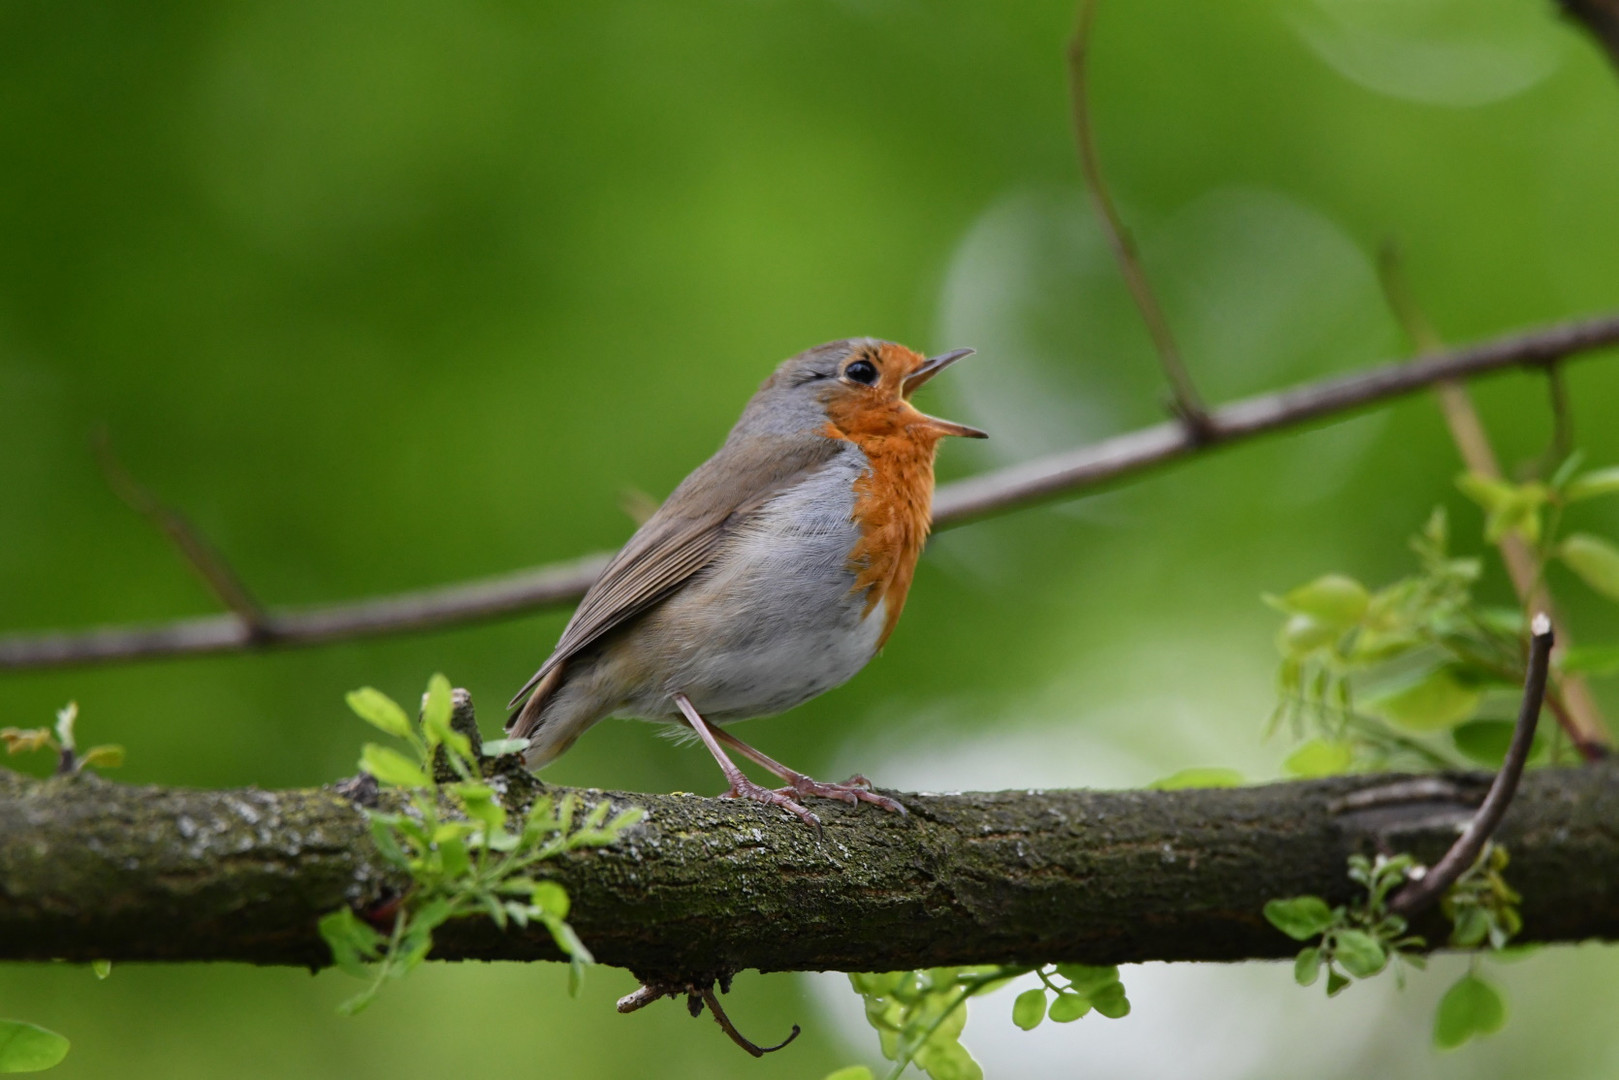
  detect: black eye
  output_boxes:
[844,359,878,385]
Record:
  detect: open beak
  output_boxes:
[905,347,988,439]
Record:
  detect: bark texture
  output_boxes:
[3,760,1618,981]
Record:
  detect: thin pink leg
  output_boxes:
[712,726,906,815]
[672,693,821,831]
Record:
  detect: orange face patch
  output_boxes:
[819,344,945,648]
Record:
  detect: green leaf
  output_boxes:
[317,908,384,979]
[358,744,430,788]
[79,745,124,770]
[1088,982,1130,1019]
[1449,905,1491,948]
[1147,767,1243,791]
[1011,987,1046,1030]
[1264,896,1335,940]
[479,737,530,758]
[456,783,507,836]
[1434,974,1506,1049]
[1053,963,1119,996]
[420,674,469,761]
[849,972,906,997]
[1277,574,1369,627]
[823,1069,875,1080]
[1332,930,1388,978]
[1365,667,1481,732]
[1283,739,1354,778]
[530,880,570,919]
[1560,533,1619,602]
[346,688,413,740]
[1275,614,1339,657]
[1455,472,1518,514]
[1293,946,1322,987]
[91,960,111,980]
[1560,643,1619,676]
[1325,969,1350,997]
[0,1020,70,1073]
[1451,720,1544,769]
[1047,992,1091,1023]
[1565,465,1619,502]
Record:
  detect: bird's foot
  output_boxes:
[775,773,906,815]
[720,775,822,832]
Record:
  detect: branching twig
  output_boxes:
[1389,615,1554,916]
[92,430,271,635]
[4,313,1619,671]
[1376,246,1609,757]
[1068,0,1211,437]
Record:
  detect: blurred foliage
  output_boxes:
[5,0,1619,1077]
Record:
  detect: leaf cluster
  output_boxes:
[0,702,124,775]
[840,963,1128,1080]
[1265,854,1426,998]
[319,675,643,1014]
[1266,846,1523,1049]
[1270,508,1551,773]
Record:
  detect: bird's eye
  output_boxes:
[844,359,878,385]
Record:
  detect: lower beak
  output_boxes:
[904,347,987,438]
[918,413,989,439]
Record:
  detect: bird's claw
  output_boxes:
[774,776,906,815]
[721,776,822,832]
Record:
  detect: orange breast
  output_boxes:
[821,384,943,648]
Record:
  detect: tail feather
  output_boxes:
[508,665,576,768]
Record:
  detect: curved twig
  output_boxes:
[1389,615,1554,916]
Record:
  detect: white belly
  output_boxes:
[612,447,885,722]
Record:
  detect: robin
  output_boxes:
[507,339,984,828]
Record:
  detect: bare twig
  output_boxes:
[699,987,800,1057]
[4,312,1619,671]
[1389,615,1553,916]
[92,430,270,635]
[1067,0,1210,437]
[1377,246,1609,757]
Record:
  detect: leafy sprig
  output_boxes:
[319,674,643,1014]
[1266,846,1523,1049]
[839,963,1129,1080]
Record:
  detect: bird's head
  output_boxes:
[759,339,986,443]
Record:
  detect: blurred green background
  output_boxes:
[4,0,1619,1077]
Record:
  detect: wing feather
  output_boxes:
[507,432,844,724]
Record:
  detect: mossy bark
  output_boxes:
[2,763,1617,982]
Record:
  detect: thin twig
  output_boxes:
[1389,615,1553,917]
[1376,245,1609,757]
[1068,0,1211,437]
[91,429,271,636]
[699,986,800,1057]
[3,312,1619,671]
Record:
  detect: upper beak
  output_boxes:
[904,347,988,439]
[902,347,975,396]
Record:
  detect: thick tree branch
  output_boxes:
[2,757,1617,980]
[4,312,1619,672]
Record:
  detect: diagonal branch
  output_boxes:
[92,430,270,634]
[3,312,1619,671]
[1378,246,1610,757]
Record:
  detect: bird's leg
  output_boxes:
[712,726,906,816]
[671,693,822,831]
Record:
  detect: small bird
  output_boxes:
[507,339,984,827]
